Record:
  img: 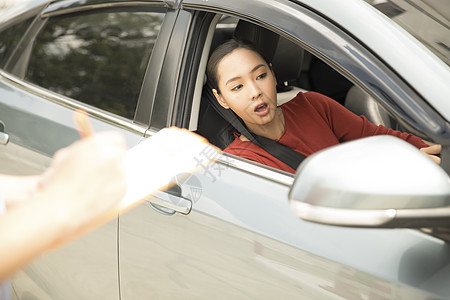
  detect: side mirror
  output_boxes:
[289,136,450,228]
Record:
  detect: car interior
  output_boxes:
[193,15,406,151]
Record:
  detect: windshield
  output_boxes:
[364,0,450,67]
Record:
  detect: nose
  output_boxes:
[249,81,262,100]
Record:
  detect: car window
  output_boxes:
[0,17,34,68]
[24,11,165,120]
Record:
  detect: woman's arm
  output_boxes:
[306,92,442,164]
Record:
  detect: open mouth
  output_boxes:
[254,103,268,113]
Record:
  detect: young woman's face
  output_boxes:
[213,48,278,129]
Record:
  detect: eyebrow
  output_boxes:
[225,64,266,86]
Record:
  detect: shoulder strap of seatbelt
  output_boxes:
[204,82,306,170]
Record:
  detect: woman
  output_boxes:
[206,39,441,173]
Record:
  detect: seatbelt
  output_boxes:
[204,82,306,170]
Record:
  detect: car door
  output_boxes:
[118,1,450,299]
[0,0,171,299]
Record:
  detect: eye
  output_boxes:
[231,84,243,91]
[256,72,267,80]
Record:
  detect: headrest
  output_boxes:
[233,20,303,86]
[233,20,280,63]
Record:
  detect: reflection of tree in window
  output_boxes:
[26,12,165,119]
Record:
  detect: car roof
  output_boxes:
[0,0,51,23]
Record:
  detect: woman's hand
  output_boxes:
[420,144,442,164]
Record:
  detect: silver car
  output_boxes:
[1,0,450,299]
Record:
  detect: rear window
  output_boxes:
[25,11,165,119]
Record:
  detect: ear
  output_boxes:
[212,89,230,109]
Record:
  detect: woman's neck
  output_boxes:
[245,107,285,140]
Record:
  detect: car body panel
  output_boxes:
[12,219,120,300]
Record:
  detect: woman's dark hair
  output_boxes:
[206,39,269,94]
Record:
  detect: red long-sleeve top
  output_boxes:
[224,92,428,173]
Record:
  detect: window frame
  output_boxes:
[149,9,214,131]
[177,0,450,179]
[0,15,37,68]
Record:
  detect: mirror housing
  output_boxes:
[289,136,450,228]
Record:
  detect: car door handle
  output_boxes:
[0,121,9,145]
[147,185,192,216]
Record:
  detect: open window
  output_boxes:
[194,15,409,153]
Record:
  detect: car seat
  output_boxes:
[197,20,305,149]
[344,85,396,127]
[345,85,422,136]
